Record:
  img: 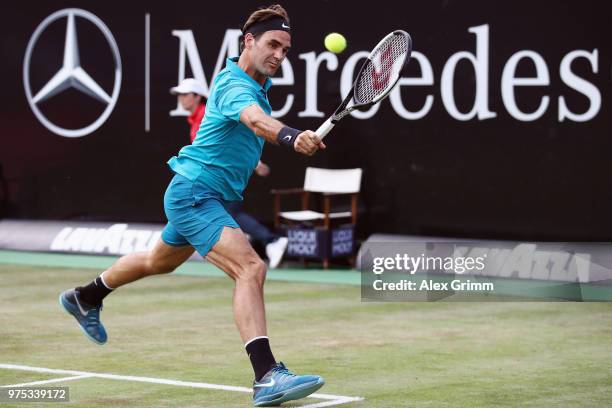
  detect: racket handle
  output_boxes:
[315,117,335,140]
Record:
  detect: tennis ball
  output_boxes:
[324,33,347,54]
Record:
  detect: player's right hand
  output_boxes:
[294,130,326,156]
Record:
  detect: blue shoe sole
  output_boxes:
[254,377,325,407]
[59,293,106,345]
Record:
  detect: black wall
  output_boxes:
[1,0,610,240]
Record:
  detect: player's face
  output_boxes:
[252,30,291,77]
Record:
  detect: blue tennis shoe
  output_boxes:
[253,362,324,406]
[59,288,107,345]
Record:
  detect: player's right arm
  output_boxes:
[240,104,325,156]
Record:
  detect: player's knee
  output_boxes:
[236,257,267,286]
[253,258,267,285]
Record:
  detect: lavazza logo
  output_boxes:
[23,8,121,138]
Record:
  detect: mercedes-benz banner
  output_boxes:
[1,1,610,241]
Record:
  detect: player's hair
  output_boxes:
[239,4,290,54]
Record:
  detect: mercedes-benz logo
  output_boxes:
[23,8,122,138]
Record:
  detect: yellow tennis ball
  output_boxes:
[324,33,347,54]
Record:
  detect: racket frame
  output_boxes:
[316,30,412,139]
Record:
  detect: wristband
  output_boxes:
[277,126,301,148]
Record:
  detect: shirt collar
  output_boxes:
[226,57,272,93]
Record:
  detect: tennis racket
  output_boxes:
[315,30,412,139]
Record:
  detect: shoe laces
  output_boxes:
[85,305,102,326]
[271,362,293,377]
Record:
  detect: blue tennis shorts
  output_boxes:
[162,173,240,256]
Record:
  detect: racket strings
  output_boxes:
[355,34,409,104]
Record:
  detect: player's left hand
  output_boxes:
[294,130,326,156]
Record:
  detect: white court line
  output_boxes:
[301,397,363,408]
[2,374,93,388]
[0,364,363,406]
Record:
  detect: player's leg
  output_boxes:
[100,239,195,288]
[59,234,194,345]
[205,226,268,342]
[59,172,201,344]
[206,226,324,406]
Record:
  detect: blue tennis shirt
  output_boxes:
[167,57,272,201]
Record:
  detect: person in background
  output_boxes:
[170,78,206,143]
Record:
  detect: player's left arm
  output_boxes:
[240,104,326,156]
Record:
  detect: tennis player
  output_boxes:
[60,4,326,406]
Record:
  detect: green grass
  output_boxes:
[1,263,611,407]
